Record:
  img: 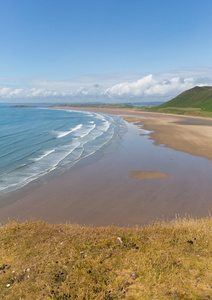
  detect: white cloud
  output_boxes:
[0,87,69,99]
[144,77,195,96]
[0,68,212,103]
[103,72,212,100]
[0,88,24,98]
[104,75,155,97]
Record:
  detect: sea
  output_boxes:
[0,104,125,195]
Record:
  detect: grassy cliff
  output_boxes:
[148,86,212,117]
[0,217,211,299]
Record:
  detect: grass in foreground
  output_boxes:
[0,217,211,299]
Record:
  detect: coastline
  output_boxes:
[0,108,212,226]
[61,107,212,161]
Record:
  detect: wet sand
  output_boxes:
[123,115,212,161]
[0,109,212,226]
[56,106,212,161]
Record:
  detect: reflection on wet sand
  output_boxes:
[0,110,212,227]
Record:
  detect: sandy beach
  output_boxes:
[63,107,212,161]
[123,114,212,161]
[0,108,212,226]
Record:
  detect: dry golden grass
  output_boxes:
[0,217,211,299]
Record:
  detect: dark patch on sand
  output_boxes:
[129,170,171,179]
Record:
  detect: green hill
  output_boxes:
[159,86,212,110]
[148,86,212,117]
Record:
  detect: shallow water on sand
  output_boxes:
[0,116,212,226]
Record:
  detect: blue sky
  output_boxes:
[0,0,212,103]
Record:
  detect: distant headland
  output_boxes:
[11,105,36,108]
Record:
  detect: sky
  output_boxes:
[0,0,212,103]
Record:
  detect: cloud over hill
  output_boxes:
[1,68,212,103]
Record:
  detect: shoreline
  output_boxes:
[0,108,212,226]
[50,105,212,120]
[60,107,212,161]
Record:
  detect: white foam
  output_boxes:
[97,120,110,132]
[0,111,121,195]
[44,143,80,171]
[76,128,115,164]
[57,131,72,138]
[79,124,96,138]
[94,113,106,121]
[55,124,83,138]
[33,149,55,162]
[0,141,82,194]
[140,129,153,135]
[67,110,93,117]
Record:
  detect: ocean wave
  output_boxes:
[0,142,81,193]
[56,131,73,138]
[66,110,93,117]
[51,141,81,168]
[98,120,110,132]
[55,124,83,138]
[33,149,55,162]
[0,108,123,195]
[75,127,115,165]
[0,147,26,160]
[94,113,106,121]
[6,164,27,174]
[78,124,96,138]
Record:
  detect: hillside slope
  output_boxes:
[159,86,212,110]
[148,86,212,117]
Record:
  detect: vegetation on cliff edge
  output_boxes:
[0,217,211,299]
